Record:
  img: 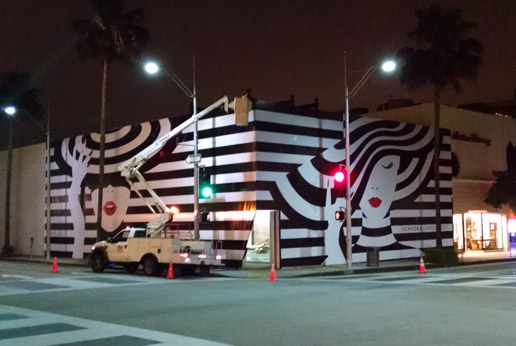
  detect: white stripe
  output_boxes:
[281,229,324,239]
[428,180,453,188]
[256,151,313,164]
[257,110,342,130]
[200,230,251,241]
[440,150,451,159]
[0,305,230,346]
[257,131,340,148]
[390,209,453,218]
[147,152,257,173]
[281,246,324,259]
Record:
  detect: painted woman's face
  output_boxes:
[359,155,400,225]
[91,185,130,232]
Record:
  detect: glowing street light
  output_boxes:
[3,106,16,116]
[144,61,160,75]
[381,60,397,73]
[343,53,397,269]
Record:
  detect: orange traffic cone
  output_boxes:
[269,263,277,282]
[418,256,426,273]
[51,257,59,273]
[166,261,174,279]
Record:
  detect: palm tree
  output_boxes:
[0,72,44,255]
[397,3,483,248]
[72,0,150,241]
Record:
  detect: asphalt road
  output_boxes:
[1,261,516,345]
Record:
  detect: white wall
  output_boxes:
[0,143,47,256]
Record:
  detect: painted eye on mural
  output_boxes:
[382,162,393,169]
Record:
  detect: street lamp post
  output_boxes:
[144,59,201,240]
[343,52,396,269]
[2,106,16,256]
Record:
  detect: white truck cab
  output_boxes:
[91,227,222,276]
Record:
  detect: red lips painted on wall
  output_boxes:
[368,197,382,208]
[103,201,117,216]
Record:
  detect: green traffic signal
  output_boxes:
[201,185,213,199]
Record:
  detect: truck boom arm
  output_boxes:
[117,95,234,236]
[118,95,232,178]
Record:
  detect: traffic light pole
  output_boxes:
[344,51,352,269]
[192,57,200,241]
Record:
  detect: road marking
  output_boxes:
[305,273,516,290]
[1,275,33,280]
[0,304,232,346]
[0,274,232,297]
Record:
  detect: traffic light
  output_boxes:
[333,167,347,187]
[200,170,213,199]
[335,210,345,221]
[334,170,345,183]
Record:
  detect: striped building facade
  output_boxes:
[48,103,453,267]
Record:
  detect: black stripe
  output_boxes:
[210,240,247,250]
[287,170,326,207]
[256,142,325,156]
[221,259,243,268]
[281,255,326,267]
[50,251,72,258]
[391,217,453,225]
[50,237,74,244]
[281,237,324,248]
[361,226,392,237]
[396,231,454,241]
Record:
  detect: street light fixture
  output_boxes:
[143,58,201,239]
[343,52,396,269]
[3,106,17,116]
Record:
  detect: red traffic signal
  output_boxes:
[334,170,346,183]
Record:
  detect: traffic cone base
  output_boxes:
[51,257,59,273]
[269,263,277,282]
[418,256,426,273]
[166,261,174,279]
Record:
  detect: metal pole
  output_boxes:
[3,117,13,256]
[193,54,200,240]
[344,51,352,269]
[45,100,51,260]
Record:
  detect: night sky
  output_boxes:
[1,0,515,148]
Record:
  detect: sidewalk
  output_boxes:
[2,250,516,278]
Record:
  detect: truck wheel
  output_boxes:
[91,253,106,273]
[143,256,161,276]
[199,265,210,276]
[124,263,139,273]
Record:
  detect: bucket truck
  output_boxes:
[90,96,235,276]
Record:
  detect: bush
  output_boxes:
[423,247,458,265]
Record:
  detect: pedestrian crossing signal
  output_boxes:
[335,210,345,221]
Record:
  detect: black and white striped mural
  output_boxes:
[256,112,453,266]
[48,107,452,266]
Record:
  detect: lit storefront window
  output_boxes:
[453,211,507,251]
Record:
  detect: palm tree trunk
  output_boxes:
[3,118,13,255]
[433,87,442,248]
[96,58,108,242]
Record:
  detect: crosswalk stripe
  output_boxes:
[0,305,231,346]
[306,274,516,289]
